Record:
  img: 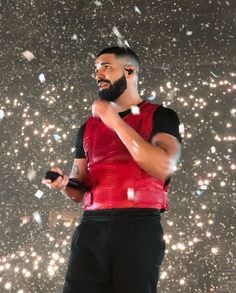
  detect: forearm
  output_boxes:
[113,119,175,180]
[61,186,85,203]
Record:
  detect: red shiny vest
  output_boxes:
[82,101,169,211]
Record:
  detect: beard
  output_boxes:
[98,74,127,102]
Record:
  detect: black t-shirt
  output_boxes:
[75,102,182,159]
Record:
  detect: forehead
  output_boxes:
[95,53,124,66]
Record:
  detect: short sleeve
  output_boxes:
[74,122,86,158]
[151,106,182,143]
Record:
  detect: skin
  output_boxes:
[42,53,181,202]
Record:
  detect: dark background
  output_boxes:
[0,0,235,292]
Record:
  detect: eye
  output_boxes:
[94,64,112,73]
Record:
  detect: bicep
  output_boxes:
[152,106,182,144]
[69,158,88,182]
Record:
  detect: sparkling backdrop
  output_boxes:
[0,0,235,292]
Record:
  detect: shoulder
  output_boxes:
[76,121,87,137]
[154,105,180,122]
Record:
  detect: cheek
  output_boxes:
[105,75,112,83]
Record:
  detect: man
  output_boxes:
[43,46,182,293]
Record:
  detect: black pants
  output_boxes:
[63,210,165,293]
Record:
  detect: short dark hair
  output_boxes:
[96,46,140,68]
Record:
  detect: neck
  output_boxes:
[111,88,143,113]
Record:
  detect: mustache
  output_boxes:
[97,79,111,85]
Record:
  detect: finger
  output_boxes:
[42,179,52,184]
[50,175,63,190]
[51,166,64,176]
[57,175,69,190]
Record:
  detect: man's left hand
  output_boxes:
[92,100,121,129]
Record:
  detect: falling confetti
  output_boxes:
[112,26,124,39]
[21,50,35,61]
[1,1,235,292]
[147,95,156,101]
[32,211,42,224]
[211,146,216,153]
[35,190,44,199]
[130,105,140,115]
[94,0,102,6]
[39,73,46,83]
[52,133,62,142]
[186,31,193,36]
[179,123,185,135]
[134,6,141,15]
[0,109,4,121]
[123,40,130,48]
[127,188,135,200]
[196,190,204,196]
[27,168,37,181]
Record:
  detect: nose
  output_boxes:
[95,69,105,81]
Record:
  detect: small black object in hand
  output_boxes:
[44,171,90,191]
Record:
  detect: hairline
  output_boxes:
[96,53,139,72]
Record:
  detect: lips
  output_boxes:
[98,81,110,89]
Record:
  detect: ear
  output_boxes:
[124,65,135,77]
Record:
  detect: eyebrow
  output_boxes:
[94,62,112,69]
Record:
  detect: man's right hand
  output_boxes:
[42,166,69,191]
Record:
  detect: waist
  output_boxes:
[81,208,164,222]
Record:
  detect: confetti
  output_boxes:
[35,190,44,199]
[123,40,130,48]
[27,168,37,181]
[211,71,220,78]
[112,26,124,39]
[0,109,4,121]
[223,155,231,160]
[52,133,61,142]
[147,95,156,101]
[130,105,140,115]
[179,123,185,135]
[39,73,46,83]
[196,190,204,196]
[200,185,208,190]
[134,6,141,14]
[21,50,35,61]
[94,0,102,6]
[186,31,193,36]
[127,188,135,200]
[32,211,42,224]
[210,146,216,153]
[1,2,235,292]
[230,108,236,117]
